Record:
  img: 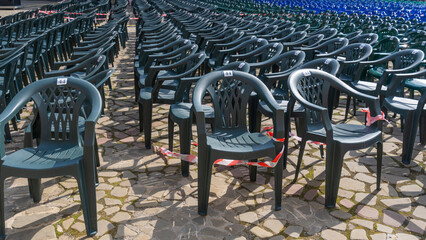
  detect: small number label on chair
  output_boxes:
[422,41,426,46]
[257,39,262,42]
[251,36,256,39]
[184,40,189,44]
[324,59,331,64]
[191,45,196,49]
[238,62,245,68]
[390,36,394,40]
[97,56,102,62]
[223,71,233,77]
[57,78,67,85]
[339,38,343,41]
[176,35,181,40]
[303,70,311,76]
[412,50,419,54]
[360,44,365,49]
[369,33,373,36]
[295,51,301,55]
[199,54,204,58]
[273,43,278,47]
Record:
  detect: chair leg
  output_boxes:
[248,96,260,133]
[293,139,307,183]
[376,141,382,190]
[274,150,283,211]
[28,178,42,203]
[77,164,97,236]
[324,144,344,208]
[352,97,357,117]
[401,112,416,164]
[420,111,426,145]
[138,101,143,133]
[168,115,174,151]
[179,119,191,177]
[198,152,212,216]
[142,99,152,149]
[249,161,257,182]
[320,145,325,159]
[4,124,11,143]
[0,177,5,239]
[344,95,351,121]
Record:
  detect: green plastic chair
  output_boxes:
[168,62,250,176]
[288,69,383,208]
[0,77,102,238]
[139,53,206,149]
[381,70,426,164]
[193,70,285,215]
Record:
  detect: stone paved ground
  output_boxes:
[0,11,425,240]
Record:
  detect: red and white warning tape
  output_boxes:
[360,108,389,126]
[154,127,285,168]
[39,10,108,16]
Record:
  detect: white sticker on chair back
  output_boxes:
[57,78,67,85]
[223,70,233,77]
[184,39,189,44]
[273,43,279,48]
[360,44,365,49]
[412,50,419,54]
[238,62,246,68]
[303,70,311,76]
[295,51,301,55]
[324,59,332,64]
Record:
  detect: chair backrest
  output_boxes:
[288,69,334,127]
[374,36,400,54]
[0,77,102,148]
[337,43,373,79]
[299,58,340,76]
[272,50,306,74]
[350,33,379,45]
[0,52,23,93]
[294,23,310,32]
[193,70,278,131]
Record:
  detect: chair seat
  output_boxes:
[138,69,179,89]
[351,80,387,94]
[170,102,214,120]
[259,99,304,116]
[384,96,426,113]
[139,87,176,102]
[405,78,426,92]
[207,131,275,159]
[368,67,385,78]
[308,123,382,147]
[2,145,83,174]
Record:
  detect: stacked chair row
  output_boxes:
[134,0,426,219]
[0,0,129,238]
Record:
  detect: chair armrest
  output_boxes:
[174,77,200,102]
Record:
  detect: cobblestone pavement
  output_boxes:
[1,18,425,240]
